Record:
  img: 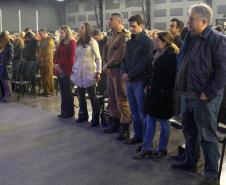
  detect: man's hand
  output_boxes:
[200,92,209,101]
[122,73,129,81]
[54,64,61,73]
[103,64,111,74]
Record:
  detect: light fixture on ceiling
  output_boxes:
[56,0,65,2]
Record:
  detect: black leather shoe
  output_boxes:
[199,177,219,185]
[168,154,184,162]
[103,125,119,133]
[124,137,143,145]
[171,163,197,173]
[58,114,64,118]
[134,150,153,160]
[136,145,143,153]
[62,114,74,118]
[116,124,130,141]
[150,150,167,158]
[76,117,88,122]
[91,123,99,127]
[90,117,100,127]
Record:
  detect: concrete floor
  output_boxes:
[0,93,225,185]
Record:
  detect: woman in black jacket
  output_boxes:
[135,31,179,159]
[23,32,38,62]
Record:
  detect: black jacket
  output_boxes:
[121,31,154,82]
[177,26,226,100]
[144,46,177,119]
[23,38,38,61]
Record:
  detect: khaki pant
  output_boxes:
[107,68,131,124]
[40,65,54,95]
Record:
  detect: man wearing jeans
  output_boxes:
[121,14,154,143]
[172,4,226,185]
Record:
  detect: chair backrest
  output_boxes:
[12,60,24,80]
[21,61,37,82]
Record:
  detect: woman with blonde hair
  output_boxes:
[135,31,178,159]
[54,25,76,118]
[0,32,14,102]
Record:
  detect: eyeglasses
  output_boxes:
[188,16,203,23]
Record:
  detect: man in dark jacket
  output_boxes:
[169,18,184,49]
[121,14,154,143]
[172,4,226,185]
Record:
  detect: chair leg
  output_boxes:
[17,86,20,102]
[55,79,59,96]
[38,78,41,94]
[32,85,36,99]
[218,141,226,181]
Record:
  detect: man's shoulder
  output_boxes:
[140,34,154,47]
[207,29,226,49]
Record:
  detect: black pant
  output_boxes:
[58,76,74,116]
[0,80,5,98]
[78,85,100,122]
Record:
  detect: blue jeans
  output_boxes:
[143,116,170,151]
[126,81,146,138]
[181,93,223,178]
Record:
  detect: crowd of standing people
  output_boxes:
[0,3,226,185]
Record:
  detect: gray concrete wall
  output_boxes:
[0,1,60,33]
[65,0,226,31]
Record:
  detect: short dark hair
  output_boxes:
[24,27,31,32]
[128,14,145,25]
[39,28,47,33]
[25,31,35,40]
[170,18,184,31]
[110,13,123,21]
[93,29,101,36]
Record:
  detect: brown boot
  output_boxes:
[116,124,130,141]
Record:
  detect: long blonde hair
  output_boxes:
[60,25,73,44]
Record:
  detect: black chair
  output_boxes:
[11,61,37,101]
[11,60,24,81]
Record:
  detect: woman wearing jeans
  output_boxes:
[134,31,178,159]
[71,22,102,127]
[54,25,76,118]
